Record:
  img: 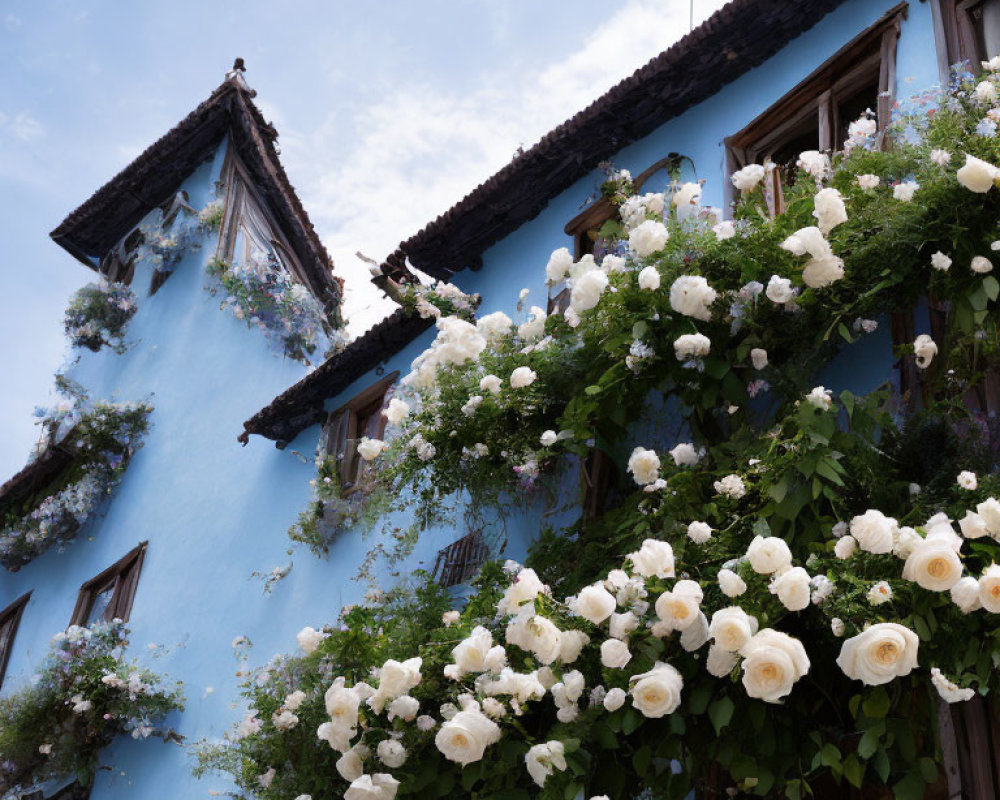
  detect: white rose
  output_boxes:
[740,629,810,703]
[769,567,811,611]
[931,251,952,271]
[750,348,768,370]
[387,695,420,722]
[902,538,963,592]
[673,333,711,361]
[972,255,994,274]
[435,709,501,764]
[499,568,547,613]
[913,334,937,369]
[609,611,638,640]
[958,471,978,490]
[717,568,747,597]
[893,181,918,202]
[370,658,422,712]
[480,374,501,394]
[518,306,547,341]
[850,509,897,554]
[452,626,502,677]
[979,563,1000,612]
[812,188,848,234]
[654,580,703,632]
[952,576,982,613]
[345,774,400,800]
[765,275,795,304]
[507,366,538,390]
[746,535,792,575]
[628,539,675,578]
[297,626,326,654]
[629,219,669,257]
[687,521,712,544]
[377,739,407,768]
[604,687,627,711]
[709,607,758,652]
[931,668,975,703]
[706,644,740,677]
[506,615,563,664]
[780,226,844,288]
[638,266,661,290]
[336,748,365,782]
[834,535,857,559]
[959,511,989,539]
[837,623,919,685]
[680,611,710,652]
[978,498,1000,535]
[931,149,952,166]
[976,79,998,103]
[284,690,307,711]
[573,584,617,625]
[713,220,736,240]
[957,154,1000,192]
[714,474,746,499]
[867,581,892,606]
[796,150,830,179]
[525,741,567,788]
[603,254,627,272]
[893,527,922,559]
[857,174,880,190]
[669,275,717,321]
[570,269,609,312]
[627,447,661,485]
[357,437,387,461]
[805,386,832,410]
[731,163,766,191]
[630,662,683,717]
[545,247,574,284]
[539,430,558,447]
[383,398,410,426]
[601,639,632,669]
[669,442,699,466]
[831,618,845,637]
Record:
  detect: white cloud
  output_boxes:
[277,0,730,337]
[10,111,45,142]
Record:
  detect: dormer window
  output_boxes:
[936,0,1000,71]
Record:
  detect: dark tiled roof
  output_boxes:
[239,308,434,446]
[383,0,848,279]
[245,0,850,442]
[50,77,343,308]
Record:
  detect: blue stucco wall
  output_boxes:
[0,1,944,796]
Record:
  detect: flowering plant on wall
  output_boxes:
[0,619,183,795]
[207,253,344,365]
[395,280,481,322]
[261,67,1000,796]
[63,280,137,353]
[0,400,152,571]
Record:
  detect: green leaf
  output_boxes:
[687,684,712,715]
[838,322,854,343]
[919,757,938,784]
[820,743,842,771]
[893,772,926,800]
[912,614,932,642]
[621,708,643,735]
[858,727,881,759]
[843,754,865,788]
[985,275,1000,301]
[632,745,652,776]
[584,385,602,396]
[708,696,735,734]
[862,687,891,719]
[874,749,891,783]
[632,320,648,339]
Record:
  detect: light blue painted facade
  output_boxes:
[0,1,944,796]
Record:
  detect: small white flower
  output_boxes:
[958,471,978,490]
[856,174,880,190]
[357,437,387,461]
[717,568,747,597]
[714,474,746,499]
[638,266,661,290]
[669,442,700,466]
[731,163,766,191]
[480,374,502,394]
[957,153,1000,192]
[600,639,632,669]
[805,386,832,410]
[603,687,627,711]
[540,430,558,447]
[713,220,736,240]
[913,334,937,369]
[687,521,713,544]
[830,618,845,637]
[931,668,975,703]
[893,181,919,202]
[930,251,952,271]
[442,610,461,626]
[627,447,661,486]
[867,581,893,606]
[509,366,537,389]
[765,275,795,304]
[750,348,768,370]
[972,255,994,274]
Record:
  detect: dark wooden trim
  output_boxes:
[0,592,30,690]
[581,448,617,520]
[937,0,997,68]
[433,530,491,588]
[326,372,399,490]
[70,542,147,627]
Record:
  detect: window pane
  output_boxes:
[979,0,1000,62]
[86,582,116,625]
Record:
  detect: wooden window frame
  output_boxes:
[934,0,1000,72]
[69,542,147,627]
[217,146,311,289]
[325,372,400,493]
[724,4,906,213]
[432,530,491,588]
[0,592,30,690]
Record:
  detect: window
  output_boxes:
[70,543,146,627]
[936,0,1000,70]
[100,227,144,287]
[725,4,906,214]
[433,530,491,588]
[0,592,30,689]
[218,149,308,285]
[325,372,399,492]
[554,154,689,313]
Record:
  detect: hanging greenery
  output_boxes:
[63,281,137,353]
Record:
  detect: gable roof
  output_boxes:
[50,75,343,307]
[245,0,852,443]
[382,0,847,281]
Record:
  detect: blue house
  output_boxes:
[0,0,993,797]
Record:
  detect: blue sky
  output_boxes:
[0,0,727,479]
